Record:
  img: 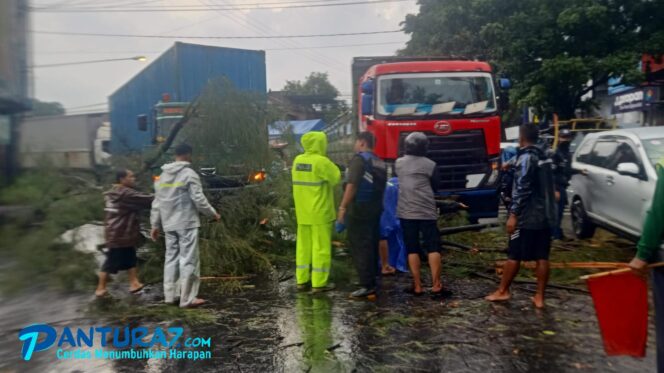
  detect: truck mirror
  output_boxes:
[361,80,374,94]
[499,78,512,90]
[137,114,148,131]
[361,94,373,116]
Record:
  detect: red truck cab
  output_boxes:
[356,60,510,221]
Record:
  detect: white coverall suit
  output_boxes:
[150,161,217,307]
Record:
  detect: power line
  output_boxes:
[32,56,147,67]
[64,102,107,110]
[35,41,405,55]
[59,0,357,9]
[31,0,412,12]
[35,50,162,55]
[267,41,405,51]
[197,0,346,73]
[32,29,403,40]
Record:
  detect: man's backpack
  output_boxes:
[356,152,387,203]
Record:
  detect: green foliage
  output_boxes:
[28,98,65,117]
[284,72,340,98]
[0,170,103,294]
[282,72,348,124]
[401,0,663,119]
[137,170,298,282]
[180,78,272,174]
[133,80,299,287]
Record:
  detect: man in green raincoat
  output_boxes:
[292,132,341,292]
[630,158,664,373]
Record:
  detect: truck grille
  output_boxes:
[399,130,489,191]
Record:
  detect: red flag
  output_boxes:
[586,271,649,357]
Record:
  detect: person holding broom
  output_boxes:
[629,157,664,372]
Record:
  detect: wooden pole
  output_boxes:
[579,262,664,280]
[495,261,629,270]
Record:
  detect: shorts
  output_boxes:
[508,228,552,261]
[400,219,440,255]
[101,247,137,274]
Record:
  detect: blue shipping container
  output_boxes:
[109,42,266,153]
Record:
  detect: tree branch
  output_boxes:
[140,102,199,174]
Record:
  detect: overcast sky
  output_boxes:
[31,0,419,113]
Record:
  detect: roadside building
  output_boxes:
[595,55,664,128]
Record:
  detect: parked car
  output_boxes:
[568,127,664,240]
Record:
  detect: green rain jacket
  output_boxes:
[292,132,341,225]
[637,159,664,262]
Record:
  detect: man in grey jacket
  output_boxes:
[150,143,220,308]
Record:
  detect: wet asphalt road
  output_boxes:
[0,215,657,373]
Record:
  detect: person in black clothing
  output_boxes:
[337,132,387,299]
[551,129,574,240]
[486,123,554,309]
[500,146,518,210]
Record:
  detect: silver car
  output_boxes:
[568,127,664,240]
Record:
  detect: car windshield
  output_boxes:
[376,72,496,117]
[643,137,664,167]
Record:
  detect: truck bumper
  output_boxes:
[437,188,499,221]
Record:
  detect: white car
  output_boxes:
[568,127,664,240]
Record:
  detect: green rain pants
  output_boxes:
[296,223,332,288]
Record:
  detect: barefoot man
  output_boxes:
[486,123,554,308]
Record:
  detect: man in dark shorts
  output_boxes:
[338,132,387,298]
[96,169,154,297]
[486,123,553,308]
[395,132,443,296]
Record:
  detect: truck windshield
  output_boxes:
[376,72,496,117]
[155,102,187,142]
[643,137,664,167]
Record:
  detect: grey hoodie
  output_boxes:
[150,161,217,232]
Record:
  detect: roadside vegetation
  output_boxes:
[0,169,102,294]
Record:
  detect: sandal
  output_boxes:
[381,266,397,276]
[129,284,145,294]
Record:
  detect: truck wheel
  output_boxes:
[571,199,596,239]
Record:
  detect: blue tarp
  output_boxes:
[268,119,326,144]
[380,177,408,272]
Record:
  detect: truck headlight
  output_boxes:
[250,171,267,183]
